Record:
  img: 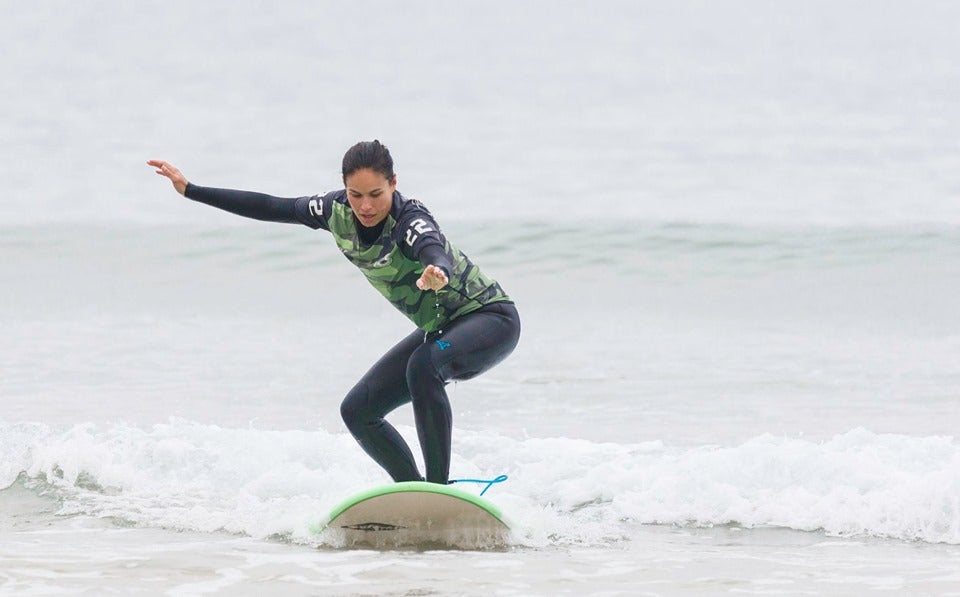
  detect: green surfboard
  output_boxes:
[319,481,510,549]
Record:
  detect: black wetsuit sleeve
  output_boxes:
[184,183,331,230]
[395,206,453,277]
[418,244,453,278]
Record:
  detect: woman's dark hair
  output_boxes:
[342,139,395,183]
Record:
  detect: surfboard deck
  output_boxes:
[319,481,510,550]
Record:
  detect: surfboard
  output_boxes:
[320,481,510,549]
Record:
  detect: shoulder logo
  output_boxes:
[308,197,323,217]
[404,218,434,247]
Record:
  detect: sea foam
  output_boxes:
[2,421,958,546]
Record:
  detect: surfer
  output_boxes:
[148,141,520,484]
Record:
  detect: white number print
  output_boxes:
[404,218,434,247]
[308,198,323,217]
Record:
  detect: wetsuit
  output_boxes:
[185,184,521,483]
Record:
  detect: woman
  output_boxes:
[148,140,520,484]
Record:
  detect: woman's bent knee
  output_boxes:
[340,383,369,432]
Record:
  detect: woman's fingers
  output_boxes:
[147,159,188,195]
[417,265,449,291]
[431,266,449,287]
[148,159,170,176]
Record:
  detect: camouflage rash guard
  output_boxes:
[292,190,511,333]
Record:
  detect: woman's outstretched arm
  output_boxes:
[147,159,301,224]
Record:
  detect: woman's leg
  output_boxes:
[340,329,424,482]
[406,303,521,483]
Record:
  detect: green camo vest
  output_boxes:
[327,201,511,332]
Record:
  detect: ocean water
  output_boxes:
[3,1,960,595]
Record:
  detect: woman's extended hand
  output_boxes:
[416,265,449,291]
[147,159,189,195]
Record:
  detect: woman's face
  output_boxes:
[345,168,396,228]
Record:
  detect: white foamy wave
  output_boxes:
[0,420,384,544]
[615,430,960,544]
[470,429,960,545]
[2,422,958,546]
